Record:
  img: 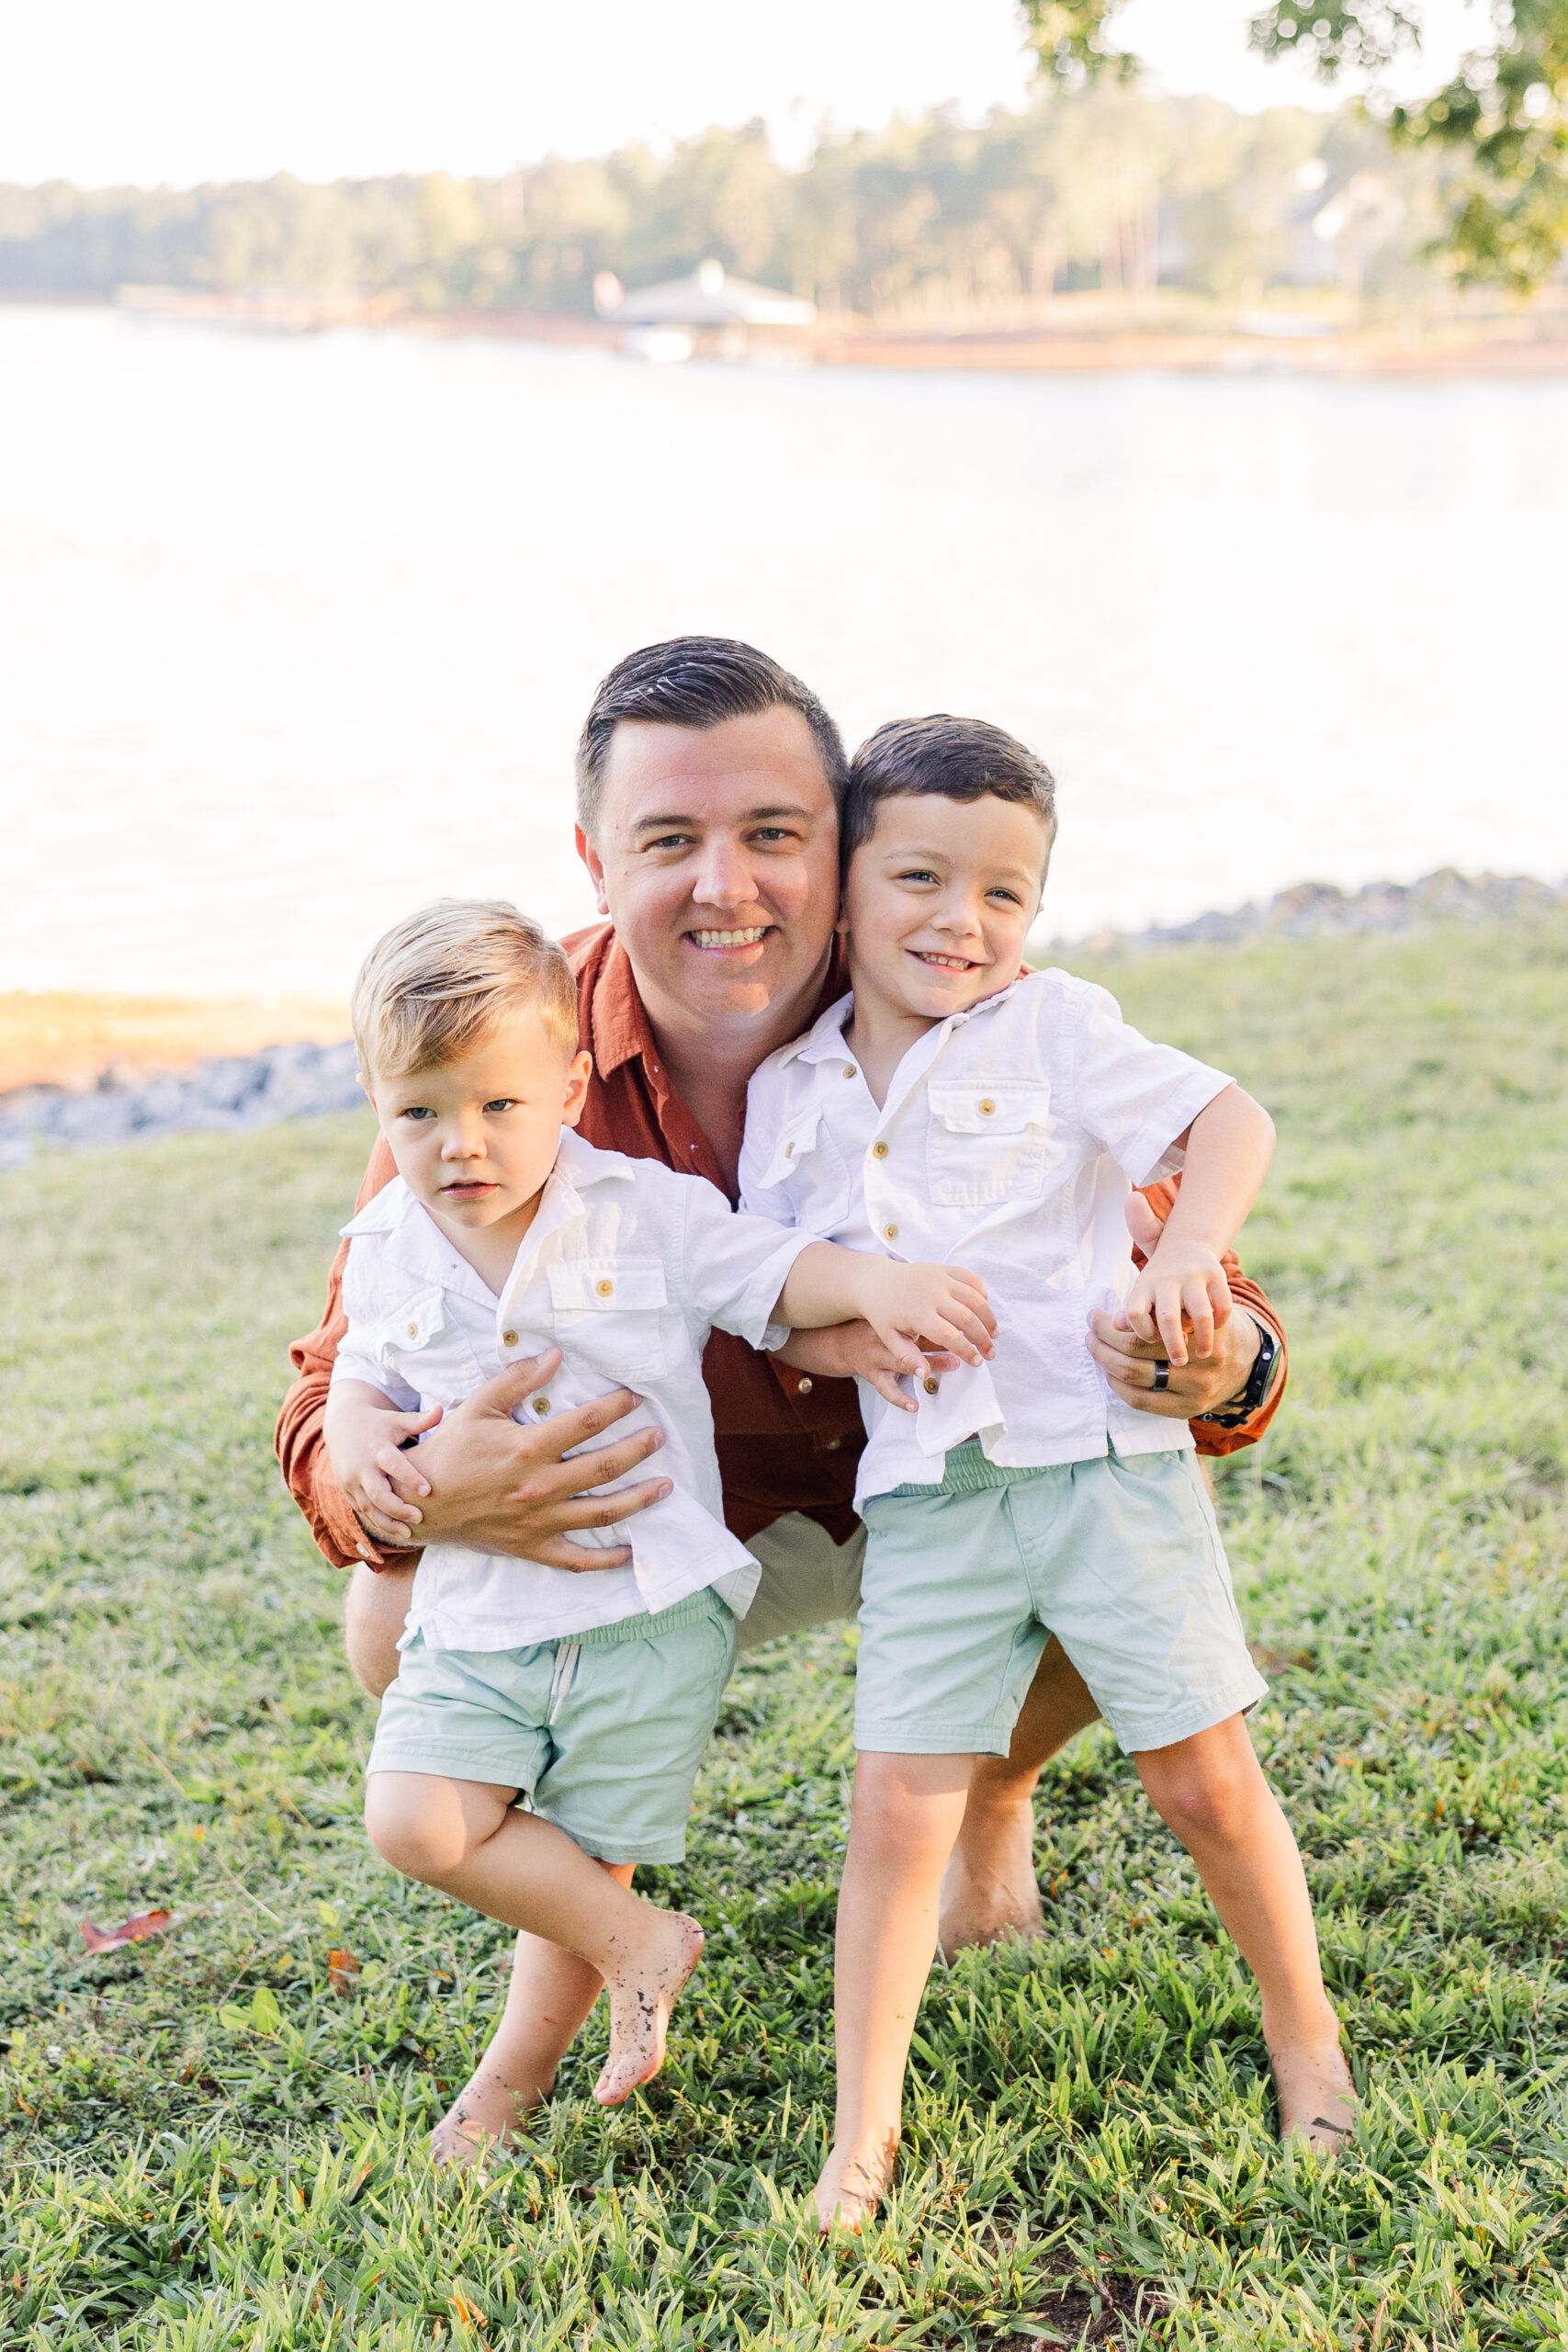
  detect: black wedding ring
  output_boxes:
[1151,1360,1170,1392]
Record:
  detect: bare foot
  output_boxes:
[1270,2019,1358,2156]
[592,1908,705,2106]
[938,1796,1043,1957]
[815,2130,898,2233]
[430,2064,538,2169]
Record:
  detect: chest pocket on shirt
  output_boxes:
[757,1103,852,1233]
[374,1288,483,1406]
[547,1257,670,1382]
[927,1080,1055,1207]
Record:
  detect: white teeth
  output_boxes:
[692,926,768,946]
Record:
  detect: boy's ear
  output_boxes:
[559,1047,594,1129]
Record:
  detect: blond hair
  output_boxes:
[352,899,580,1082]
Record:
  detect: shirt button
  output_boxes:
[842,1064,857,1080]
[823,1437,841,1452]
[502,1329,519,1348]
[978,1099,996,1116]
[883,1223,898,1241]
[795,1375,814,1395]
[595,1278,614,1297]
[532,1396,551,1416]
[871,1141,889,1159]
[406,1321,419,1338]
[922,1375,941,1395]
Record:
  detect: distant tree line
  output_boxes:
[0,85,1472,320]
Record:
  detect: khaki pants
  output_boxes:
[736,1513,867,1655]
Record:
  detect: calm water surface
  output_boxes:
[3,305,1563,996]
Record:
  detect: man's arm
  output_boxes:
[276,1137,678,1570]
[276,1138,398,1568]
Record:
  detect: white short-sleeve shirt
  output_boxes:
[333,1128,814,1650]
[739,970,1234,1506]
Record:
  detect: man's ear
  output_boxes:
[575,825,610,919]
[559,1048,594,1129]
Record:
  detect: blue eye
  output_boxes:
[484,1100,519,1114]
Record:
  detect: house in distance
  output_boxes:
[593,257,817,362]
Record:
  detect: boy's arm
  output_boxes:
[776,1243,996,1373]
[1125,1084,1276,1365]
[324,1378,445,1545]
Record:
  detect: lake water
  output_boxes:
[3,304,1563,998]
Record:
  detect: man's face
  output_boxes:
[577,707,841,1031]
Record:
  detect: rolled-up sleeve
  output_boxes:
[1074,983,1234,1187]
[677,1175,818,1351]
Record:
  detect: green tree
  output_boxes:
[1018,0,1568,289]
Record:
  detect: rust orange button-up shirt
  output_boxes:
[276,922,1287,1571]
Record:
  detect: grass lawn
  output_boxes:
[2,914,1566,2349]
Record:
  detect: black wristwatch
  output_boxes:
[1194,1317,1280,1429]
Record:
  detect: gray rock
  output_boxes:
[0,1036,364,1168]
[1048,867,1568,959]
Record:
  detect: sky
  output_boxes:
[0,0,1483,189]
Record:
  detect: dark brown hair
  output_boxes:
[575,637,848,835]
[842,715,1056,868]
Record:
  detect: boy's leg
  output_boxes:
[366,1772,702,2109]
[820,1750,975,2232]
[1133,1714,1355,2151]
[431,1883,632,2164]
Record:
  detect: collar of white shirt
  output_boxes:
[341,1127,633,1318]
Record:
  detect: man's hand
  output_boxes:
[351,1349,674,1570]
[1089,1188,1263,1418]
[773,1321,963,1409]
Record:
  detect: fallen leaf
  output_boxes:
[80,1909,174,1954]
[328,1948,361,1996]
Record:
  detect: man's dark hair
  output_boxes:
[575,637,848,835]
[842,714,1057,867]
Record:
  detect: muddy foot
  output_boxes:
[1271,2022,1358,2156]
[592,1909,704,2106]
[815,2131,898,2233]
[429,2061,543,2169]
[938,1799,1043,1958]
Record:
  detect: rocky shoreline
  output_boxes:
[2,868,1562,1170]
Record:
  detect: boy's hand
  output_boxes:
[327,1396,446,1544]
[855,1261,995,1383]
[1124,1239,1234,1366]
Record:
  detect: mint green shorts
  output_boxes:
[366,1589,736,1864]
[856,1447,1266,1758]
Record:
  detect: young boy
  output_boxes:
[739,718,1356,2230]
[323,898,994,2163]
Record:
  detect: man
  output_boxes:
[277,637,1286,1955]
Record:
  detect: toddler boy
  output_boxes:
[324,898,992,2161]
[739,718,1355,2229]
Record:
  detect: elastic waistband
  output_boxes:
[886,1442,1079,1500]
[573,1588,732,1649]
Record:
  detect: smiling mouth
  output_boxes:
[911,949,982,972]
[441,1181,498,1197]
[688,924,773,951]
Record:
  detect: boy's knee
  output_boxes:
[851,1755,970,1860]
[1139,1732,1259,1848]
[365,1781,469,1882]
